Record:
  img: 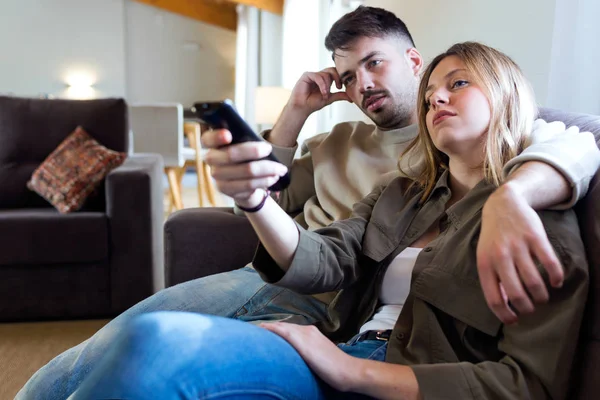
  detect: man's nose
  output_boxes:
[357,70,375,92]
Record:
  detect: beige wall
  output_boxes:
[125,1,237,106]
[0,0,127,98]
[365,0,557,105]
[0,0,236,106]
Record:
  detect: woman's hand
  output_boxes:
[201,129,288,207]
[259,322,358,392]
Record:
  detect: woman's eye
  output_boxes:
[452,80,468,89]
[368,60,382,68]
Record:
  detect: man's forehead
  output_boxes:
[333,36,398,69]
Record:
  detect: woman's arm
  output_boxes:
[250,185,385,293]
[273,138,319,215]
[240,190,301,271]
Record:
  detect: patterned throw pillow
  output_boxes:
[27,126,127,213]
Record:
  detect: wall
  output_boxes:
[365,0,557,105]
[362,0,599,115]
[0,0,127,98]
[125,1,237,106]
[0,0,236,106]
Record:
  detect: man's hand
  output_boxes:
[478,183,563,324]
[289,67,352,115]
[269,68,352,148]
[260,322,358,392]
[201,129,288,208]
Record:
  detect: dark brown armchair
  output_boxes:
[0,96,165,322]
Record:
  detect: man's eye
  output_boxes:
[343,77,354,87]
[369,60,382,68]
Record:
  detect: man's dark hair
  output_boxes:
[324,6,415,56]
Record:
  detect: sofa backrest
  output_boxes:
[0,96,128,209]
[538,107,600,399]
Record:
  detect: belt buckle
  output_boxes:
[375,330,390,342]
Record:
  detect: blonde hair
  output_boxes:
[401,42,538,203]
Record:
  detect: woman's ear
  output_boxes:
[406,48,424,77]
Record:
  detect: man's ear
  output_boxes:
[406,47,423,77]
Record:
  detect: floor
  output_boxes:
[0,172,229,399]
[0,320,108,399]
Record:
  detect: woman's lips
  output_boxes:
[433,111,457,126]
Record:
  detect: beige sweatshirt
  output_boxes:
[267,120,599,231]
[269,122,418,230]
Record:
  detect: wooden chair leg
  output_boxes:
[166,167,184,210]
[202,161,219,206]
[184,122,221,207]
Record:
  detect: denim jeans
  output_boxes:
[69,312,387,400]
[17,266,330,400]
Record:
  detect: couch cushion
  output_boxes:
[27,126,127,213]
[0,96,128,209]
[0,208,108,265]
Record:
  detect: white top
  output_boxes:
[359,247,422,333]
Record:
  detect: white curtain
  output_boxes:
[235,1,367,142]
[546,0,600,114]
[280,0,365,150]
[234,5,283,130]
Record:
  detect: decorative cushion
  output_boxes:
[27,126,127,213]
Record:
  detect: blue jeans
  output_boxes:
[69,312,387,399]
[17,266,330,400]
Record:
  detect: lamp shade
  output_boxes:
[254,86,292,124]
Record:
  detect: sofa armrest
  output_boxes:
[106,153,165,313]
[164,207,258,287]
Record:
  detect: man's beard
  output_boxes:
[364,94,415,130]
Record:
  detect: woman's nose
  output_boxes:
[430,91,448,108]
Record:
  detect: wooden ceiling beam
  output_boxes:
[132,0,237,31]
[222,0,284,15]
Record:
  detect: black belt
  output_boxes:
[356,329,393,342]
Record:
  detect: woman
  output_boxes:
[70,42,588,400]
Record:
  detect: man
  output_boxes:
[18,6,599,399]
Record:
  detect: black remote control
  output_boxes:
[192,99,291,192]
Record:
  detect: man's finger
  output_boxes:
[531,236,564,288]
[478,256,517,324]
[327,91,352,105]
[495,255,535,314]
[309,73,331,97]
[513,248,549,304]
[201,129,232,148]
[323,68,342,90]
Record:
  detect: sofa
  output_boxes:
[0,96,165,322]
[164,107,600,399]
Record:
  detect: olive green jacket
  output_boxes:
[253,170,588,400]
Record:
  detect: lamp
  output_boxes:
[254,86,292,125]
[64,71,97,100]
